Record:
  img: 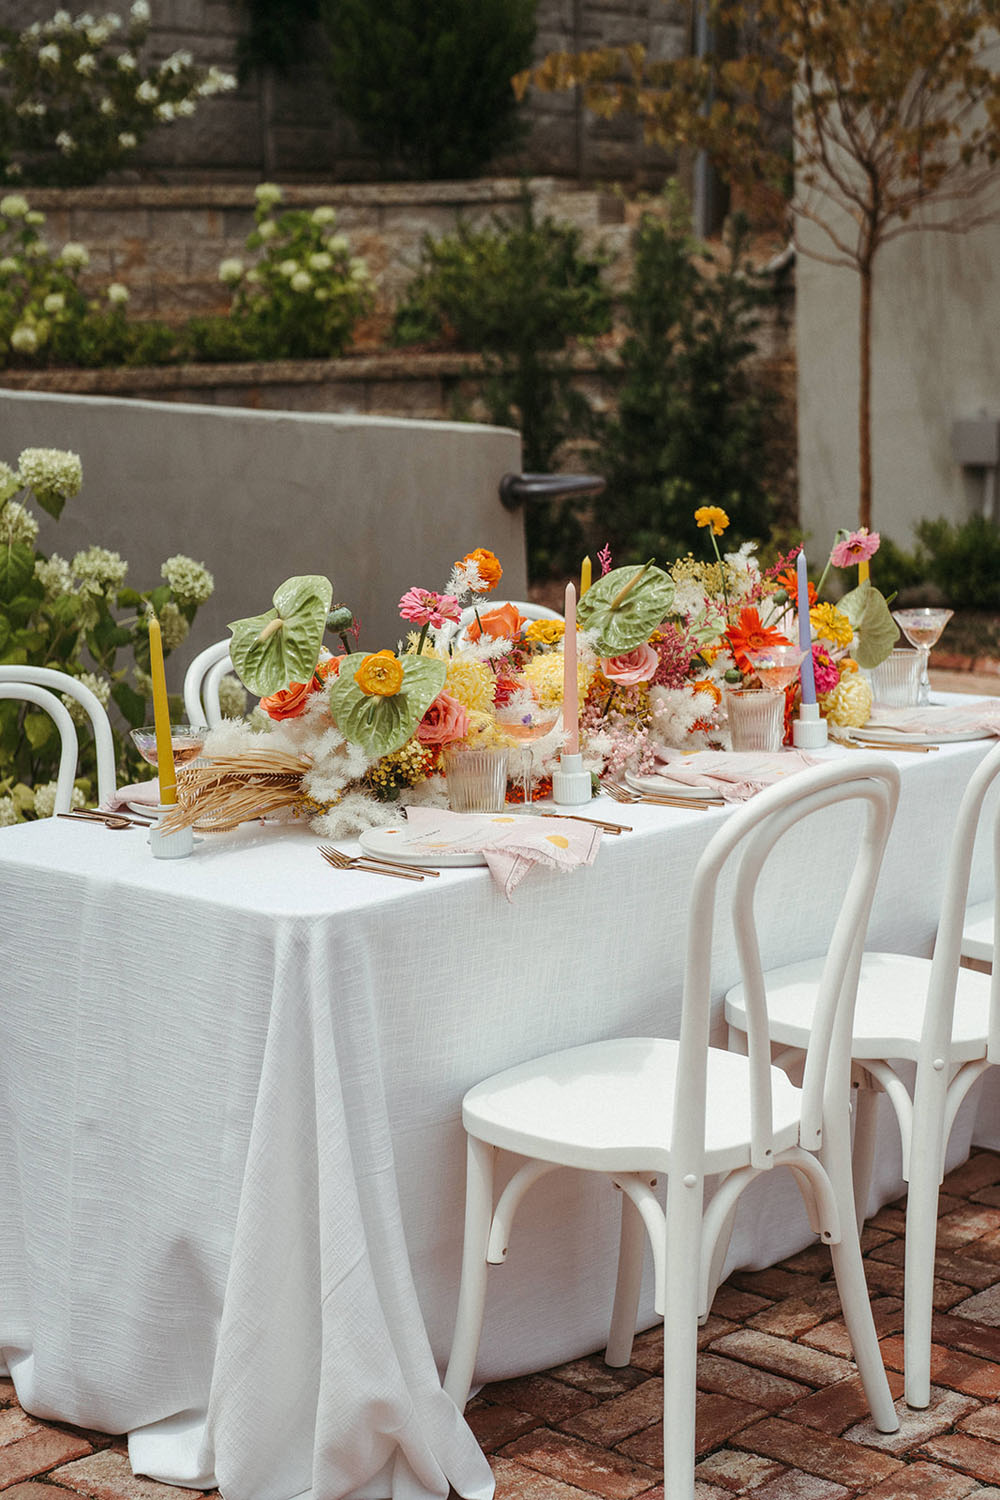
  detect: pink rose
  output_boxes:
[416,691,470,747]
[600,643,660,686]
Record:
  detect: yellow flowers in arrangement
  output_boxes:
[354,651,404,697]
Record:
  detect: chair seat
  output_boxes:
[725,952,992,1064]
[962,900,994,964]
[462,1036,804,1175]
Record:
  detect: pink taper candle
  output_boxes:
[563,581,579,755]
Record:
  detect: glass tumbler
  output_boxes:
[443,746,509,813]
[869,649,921,708]
[726,687,784,752]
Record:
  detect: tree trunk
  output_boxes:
[858,256,873,533]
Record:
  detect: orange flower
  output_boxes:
[776,568,816,608]
[692,678,722,706]
[465,602,526,643]
[260,655,343,720]
[354,650,404,697]
[459,547,503,592]
[725,608,792,676]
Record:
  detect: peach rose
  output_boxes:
[600,643,659,686]
[416,691,470,747]
[465,602,526,643]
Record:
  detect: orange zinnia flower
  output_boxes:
[776,568,816,608]
[726,608,792,676]
[459,547,503,592]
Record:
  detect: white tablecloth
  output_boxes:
[1,734,997,1500]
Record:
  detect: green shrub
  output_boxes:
[915,515,1000,610]
[0,3,236,188]
[318,0,536,180]
[0,447,214,821]
[596,191,776,565]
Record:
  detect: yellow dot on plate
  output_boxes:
[491,817,517,823]
[546,833,570,848]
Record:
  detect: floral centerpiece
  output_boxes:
[169,519,898,836]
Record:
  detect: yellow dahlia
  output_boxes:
[524,618,565,647]
[819,670,872,728]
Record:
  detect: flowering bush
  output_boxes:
[0,446,214,822]
[188,183,375,361]
[0,2,236,187]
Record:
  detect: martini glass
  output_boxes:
[746,642,807,695]
[494,689,559,806]
[891,608,953,706]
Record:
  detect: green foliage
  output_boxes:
[393,190,612,576]
[0,3,236,188]
[597,194,775,566]
[236,0,319,77]
[914,515,1000,611]
[318,0,537,180]
[0,448,214,821]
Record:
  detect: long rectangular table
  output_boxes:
[1,735,998,1500]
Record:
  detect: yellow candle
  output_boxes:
[858,560,870,584]
[148,612,177,806]
[579,556,592,597]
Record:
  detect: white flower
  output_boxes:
[19,448,82,505]
[278,258,299,278]
[99,95,115,115]
[62,671,111,726]
[16,101,48,118]
[1,194,29,218]
[136,80,158,103]
[50,10,72,28]
[157,600,189,651]
[0,500,39,545]
[308,251,332,272]
[0,258,17,274]
[0,796,18,828]
[10,325,39,353]
[218,257,243,284]
[86,21,112,45]
[117,131,137,150]
[312,206,336,226]
[255,182,283,207]
[55,131,76,153]
[217,674,248,719]
[74,52,96,74]
[154,101,175,121]
[60,241,89,267]
[43,292,65,313]
[107,281,129,304]
[117,52,137,71]
[33,782,84,819]
[326,233,349,255]
[130,0,151,21]
[72,544,127,595]
[349,257,370,282]
[290,269,312,292]
[161,554,213,606]
[244,268,260,284]
[38,43,61,66]
[0,462,21,503]
[175,97,195,116]
[74,12,97,28]
[25,239,51,258]
[161,48,192,72]
[35,552,74,599]
[256,219,276,241]
[314,288,329,302]
[25,210,44,225]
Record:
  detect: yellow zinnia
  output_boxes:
[810,602,853,649]
[694,506,730,536]
[354,650,403,697]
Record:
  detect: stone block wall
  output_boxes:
[5,0,687,185]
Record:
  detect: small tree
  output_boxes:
[517,0,1000,532]
[318,0,537,180]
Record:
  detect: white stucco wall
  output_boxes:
[797,209,1000,553]
[0,391,525,675]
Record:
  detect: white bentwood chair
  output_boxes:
[444,755,902,1496]
[726,738,1000,1411]
[183,639,234,728]
[0,665,117,811]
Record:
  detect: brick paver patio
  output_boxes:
[1,1148,999,1500]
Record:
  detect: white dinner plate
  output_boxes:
[127,800,162,817]
[624,770,720,801]
[358,824,487,867]
[847,726,995,747]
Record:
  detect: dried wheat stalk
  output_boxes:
[161,749,313,832]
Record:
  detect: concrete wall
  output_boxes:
[797,215,1000,552]
[0,389,525,675]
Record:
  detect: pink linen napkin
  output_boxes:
[99,780,162,813]
[648,748,821,802]
[402,806,601,901]
[860,699,1000,736]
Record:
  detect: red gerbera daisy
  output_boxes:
[726,608,792,676]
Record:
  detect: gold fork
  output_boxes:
[318,845,426,881]
[601,778,723,811]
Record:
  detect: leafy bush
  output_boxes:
[393,190,612,575]
[318,0,536,179]
[0,2,236,187]
[196,183,374,360]
[0,447,214,822]
[597,191,776,565]
[914,515,1000,611]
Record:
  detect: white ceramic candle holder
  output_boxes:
[793,701,829,749]
[551,752,593,807]
[149,807,194,859]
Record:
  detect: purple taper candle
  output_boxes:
[796,550,817,704]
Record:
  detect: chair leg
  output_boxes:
[822,1110,899,1434]
[662,1174,706,1498]
[444,1135,496,1409]
[852,1078,879,1232]
[902,1069,950,1410]
[606,1187,645,1367]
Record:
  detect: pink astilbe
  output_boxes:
[598,542,613,576]
[398,587,462,629]
[830,529,880,569]
[650,621,699,688]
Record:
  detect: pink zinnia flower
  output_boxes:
[398,587,461,629]
[812,642,840,695]
[830,529,880,568]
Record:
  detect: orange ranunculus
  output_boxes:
[314,655,342,682]
[260,678,316,721]
[354,649,404,697]
[465,602,526,643]
[459,547,503,592]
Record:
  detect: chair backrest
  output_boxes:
[0,665,116,807]
[183,639,233,728]
[673,754,900,1182]
[922,739,1000,1067]
[0,682,80,814]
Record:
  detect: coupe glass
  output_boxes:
[130,723,207,768]
[494,688,559,806]
[891,608,953,706]
[746,643,806,695]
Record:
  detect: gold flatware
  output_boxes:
[318,845,425,881]
[844,737,937,754]
[540,812,631,834]
[601,779,723,810]
[58,809,147,829]
[320,842,440,876]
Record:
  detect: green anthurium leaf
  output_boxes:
[576,561,675,655]
[229,574,333,697]
[0,542,35,604]
[838,581,900,669]
[327,651,447,758]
